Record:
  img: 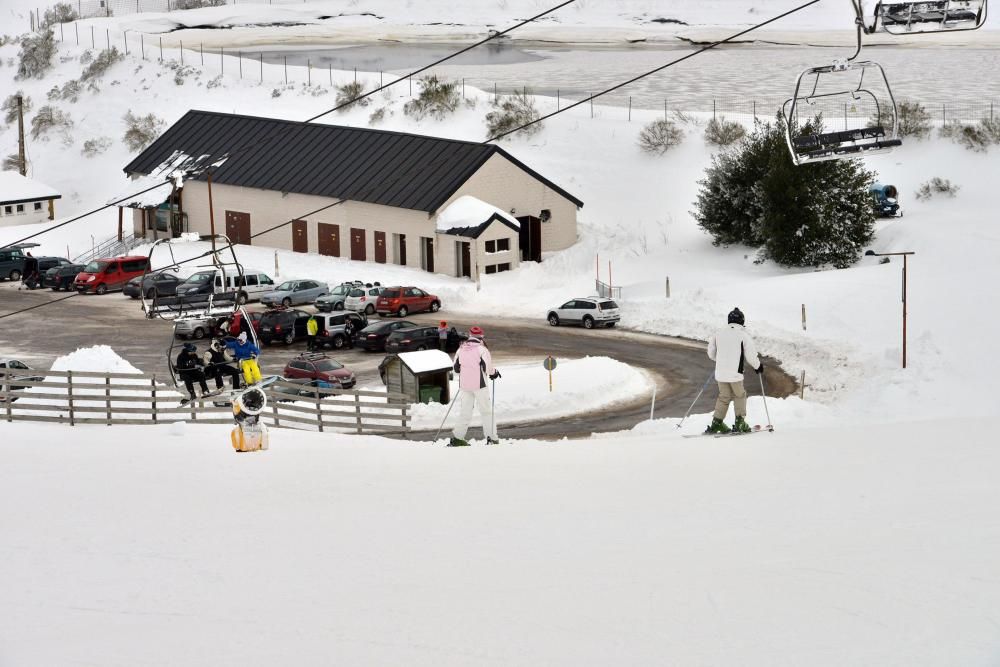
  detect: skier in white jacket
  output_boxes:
[706,307,763,434]
[449,326,501,446]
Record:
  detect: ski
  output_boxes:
[682,425,773,439]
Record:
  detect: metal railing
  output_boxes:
[72,232,143,264]
[595,280,621,300]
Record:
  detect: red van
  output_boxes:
[74,256,150,294]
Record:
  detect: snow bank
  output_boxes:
[435,195,519,233]
[407,356,655,430]
[48,345,143,375]
[2,418,999,665]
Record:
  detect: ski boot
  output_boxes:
[704,418,730,434]
[731,416,752,433]
[447,437,470,447]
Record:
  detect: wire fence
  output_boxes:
[29,0,315,27]
[34,14,1000,126]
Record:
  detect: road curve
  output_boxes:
[0,286,796,439]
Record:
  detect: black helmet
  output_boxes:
[182,342,197,352]
[727,308,745,325]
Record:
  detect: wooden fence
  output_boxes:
[0,370,410,436]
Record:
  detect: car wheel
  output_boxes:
[583,316,595,329]
[237,292,248,305]
[605,322,616,328]
[334,301,344,311]
[365,304,375,315]
[430,301,440,312]
[397,305,408,317]
[332,335,346,349]
[9,270,21,281]
[282,297,292,308]
[283,331,295,345]
[95,283,108,295]
[193,327,206,339]
[548,313,560,326]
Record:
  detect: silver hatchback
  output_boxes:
[547,297,620,329]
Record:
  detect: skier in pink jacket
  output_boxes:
[449,325,501,446]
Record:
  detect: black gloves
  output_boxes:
[755,363,764,375]
[490,370,502,380]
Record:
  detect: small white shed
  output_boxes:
[0,172,60,226]
[435,195,521,279]
[380,349,454,404]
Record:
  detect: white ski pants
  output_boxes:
[451,387,496,441]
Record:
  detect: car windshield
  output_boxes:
[277,281,296,291]
[349,289,365,297]
[381,289,401,298]
[313,360,344,371]
[84,261,109,273]
[600,301,619,309]
[186,271,214,284]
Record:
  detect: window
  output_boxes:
[540,209,551,222]
[288,360,305,371]
[246,275,258,286]
[0,252,11,262]
[496,263,511,272]
[260,275,274,286]
[34,202,43,211]
[3,206,11,215]
[600,300,619,310]
[485,265,497,275]
[485,240,496,253]
[497,238,510,252]
[16,204,25,214]
[581,301,597,309]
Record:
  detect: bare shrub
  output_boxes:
[671,109,703,127]
[914,177,959,201]
[43,2,79,26]
[60,79,82,102]
[368,107,387,125]
[16,29,56,79]
[939,121,994,152]
[335,80,368,111]
[123,110,165,152]
[3,153,26,172]
[79,50,93,65]
[81,136,113,157]
[30,105,74,141]
[80,47,123,81]
[206,75,223,89]
[2,92,32,124]
[704,116,746,146]
[173,0,225,7]
[638,119,684,155]
[403,75,460,120]
[484,90,541,140]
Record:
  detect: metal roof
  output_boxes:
[123,110,583,213]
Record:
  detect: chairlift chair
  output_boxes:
[783,60,902,165]
[870,0,988,34]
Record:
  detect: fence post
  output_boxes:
[713,98,716,121]
[260,53,263,83]
[284,55,287,84]
[329,63,332,85]
[221,46,224,74]
[239,50,242,78]
[272,400,280,428]
[60,22,64,42]
[753,99,756,120]
[557,88,560,110]
[67,370,75,426]
[628,96,631,121]
[5,376,11,422]
[401,403,408,439]
[801,304,807,331]
[140,33,144,59]
[665,276,670,299]
[308,59,311,86]
[200,42,204,65]
[91,25,94,49]
[151,376,157,423]
[105,375,112,425]
[315,389,323,433]
[354,66,356,83]
[354,393,362,434]
[943,103,946,125]
[800,370,806,400]
[590,93,593,118]
[106,28,109,50]
[159,36,162,62]
[75,22,78,45]
[180,39,183,65]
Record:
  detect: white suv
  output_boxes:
[344,285,383,315]
[547,297,620,329]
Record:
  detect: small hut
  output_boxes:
[380,350,454,404]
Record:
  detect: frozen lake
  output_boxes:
[256,42,1000,117]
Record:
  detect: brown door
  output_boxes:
[292,220,308,253]
[422,237,434,272]
[225,210,251,246]
[517,215,542,263]
[374,230,387,264]
[398,234,407,266]
[350,228,366,261]
[318,223,340,257]
[460,241,471,278]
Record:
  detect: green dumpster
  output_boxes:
[419,386,442,404]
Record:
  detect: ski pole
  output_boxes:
[676,371,714,429]
[432,389,459,442]
[758,370,774,432]
[491,375,498,441]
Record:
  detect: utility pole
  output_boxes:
[16,95,27,176]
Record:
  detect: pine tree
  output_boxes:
[693,114,876,268]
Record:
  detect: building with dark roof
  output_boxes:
[122,110,582,278]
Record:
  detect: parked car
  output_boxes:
[173,268,274,304]
[385,325,466,353]
[283,352,356,389]
[313,311,367,350]
[174,315,217,340]
[19,255,70,289]
[123,271,184,299]
[74,256,150,294]
[315,282,363,312]
[43,263,86,291]
[226,310,263,337]
[354,320,418,352]
[0,358,44,401]
[547,297,621,329]
[375,286,441,317]
[261,279,329,308]
[0,242,39,281]
[259,307,312,345]
[344,285,384,315]
[272,378,338,402]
